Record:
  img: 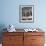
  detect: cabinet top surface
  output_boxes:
[4,29,45,33]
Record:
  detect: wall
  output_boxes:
[0,0,46,29]
[0,0,46,43]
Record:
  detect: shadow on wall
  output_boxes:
[0,24,7,43]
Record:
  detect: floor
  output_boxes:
[0,44,2,46]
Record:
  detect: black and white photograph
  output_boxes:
[19,5,34,23]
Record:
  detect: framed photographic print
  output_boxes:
[19,5,34,23]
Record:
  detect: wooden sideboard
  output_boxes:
[2,32,45,46]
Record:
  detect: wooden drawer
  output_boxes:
[24,32,44,36]
[3,32,23,36]
[31,44,44,46]
[3,35,23,44]
[32,36,45,44]
[24,36,32,42]
[24,35,44,44]
[24,36,32,46]
[3,42,23,46]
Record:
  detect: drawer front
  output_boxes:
[3,36,9,44]
[3,36,23,46]
[24,36,32,46]
[32,36,45,44]
[3,35,23,44]
[3,43,23,46]
[24,32,44,36]
[3,32,23,36]
[31,44,44,46]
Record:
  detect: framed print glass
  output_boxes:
[19,5,34,23]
